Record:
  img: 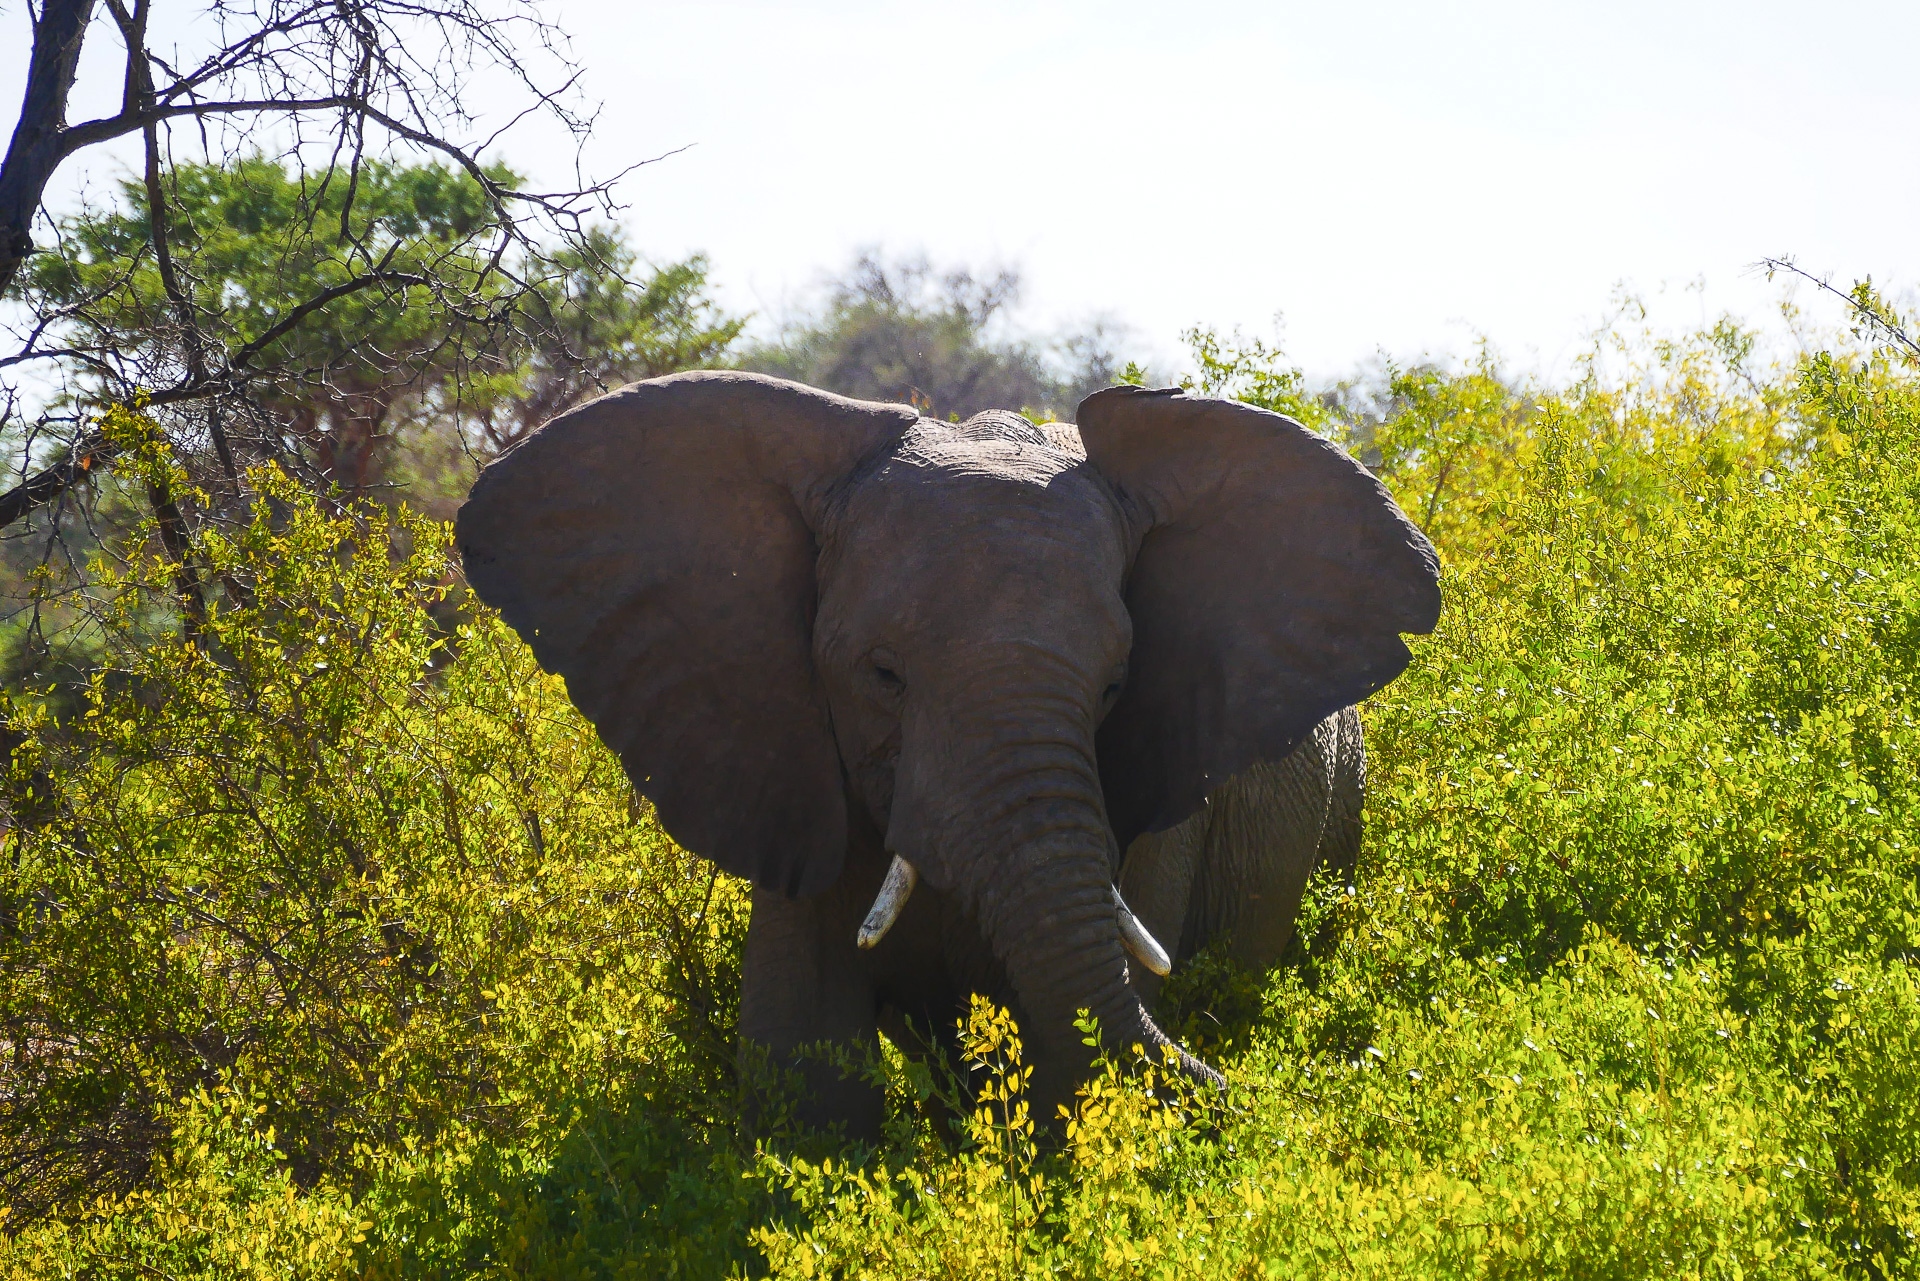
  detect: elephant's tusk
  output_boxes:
[1114,888,1173,977]
[857,855,918,950]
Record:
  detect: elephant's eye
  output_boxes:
[1103,681,1124,703]
[868,649,905,697]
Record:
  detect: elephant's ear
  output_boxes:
[1077,385,1441,851]
[456,371,917,897]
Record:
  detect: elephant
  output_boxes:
[455,370,1440,1139]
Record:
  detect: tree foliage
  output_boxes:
[456,227,743,462]
[0,156,739,712]
[741,251,1132,421]
[24,159,741,505]
[0,460,744,1233]
[2,0,619,534]
[27,156,510,494]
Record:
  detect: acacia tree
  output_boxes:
[24,161,740,502]
[743,251,1133,421]
[0,0,635,535]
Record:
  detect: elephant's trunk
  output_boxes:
[894,713,1219,1118]
[984,842,1213,1117]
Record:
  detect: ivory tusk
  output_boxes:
[857,855,918,949]
[1114,889,1173,977]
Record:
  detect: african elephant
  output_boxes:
[455,371,1439,1138]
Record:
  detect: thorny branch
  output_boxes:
[1760,257,1920,364]
[1,0,640,538]
[0,264,432,529]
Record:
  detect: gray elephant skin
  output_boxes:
[455,371,1440,1137]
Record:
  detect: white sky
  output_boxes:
[9,0,1920,378]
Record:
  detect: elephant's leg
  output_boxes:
[1117,810,1209,1011]
[869,888,982,1143]
[1185,709,1348,975]
[738,869,885,1143]
[1318,706,1367,883]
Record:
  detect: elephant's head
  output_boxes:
[455,371,1439,1106]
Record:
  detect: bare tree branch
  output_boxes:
[5,0,615,299]
[0,0,635,537]
[0,430,114,531]
[0,265,429,530]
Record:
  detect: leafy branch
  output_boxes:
[1760,256,1920,364]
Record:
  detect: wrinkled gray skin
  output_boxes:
[456,372,1439,1139]
[1121,707,1365,1010]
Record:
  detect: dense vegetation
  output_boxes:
[0,288,1915,1277]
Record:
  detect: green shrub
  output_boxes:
[0,463,746,1270]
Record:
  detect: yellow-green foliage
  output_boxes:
[734,324,1920,1278]
[0,466,748,1272]
[3,310,1917,1278]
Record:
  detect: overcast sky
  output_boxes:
[10,0,1920,377]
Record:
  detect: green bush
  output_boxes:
[0,461,747,1271]
[2,308,1916,1277]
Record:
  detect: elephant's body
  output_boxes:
[456,372,1440,1139]
[1121,706,1364,1008]
[742,708,1364,1131]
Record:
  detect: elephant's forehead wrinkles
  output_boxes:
[859,441,1110,522]
[844,464,1126,573]
[818,444,1131,660]
[900,439,1078,487]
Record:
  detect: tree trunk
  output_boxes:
[0,0,98,297]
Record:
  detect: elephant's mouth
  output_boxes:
[855,852,1171,977]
